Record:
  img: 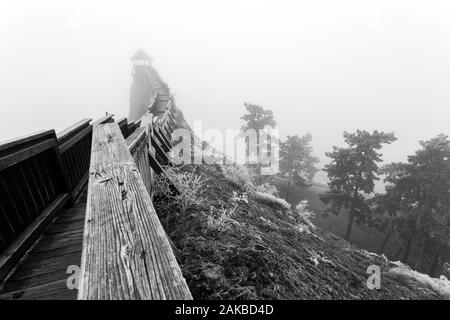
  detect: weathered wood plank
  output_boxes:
[27,245,82,262]
[117,117,129,138]
[126,128,153,196]
[91,114,114,126]
[0,130,55,153]
[56,118,91,145]
[153,127,171,153]
[58,125,92,154]
[0,193,69,281]
[0,279,77,300]
[0,137,57,171]
[151,136,170,166]
[78,122,191,300]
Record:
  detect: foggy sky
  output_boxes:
[1,0,449,186]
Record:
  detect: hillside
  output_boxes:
[274,177,387,253]
[273,177,425,269]
[153,164,447,300]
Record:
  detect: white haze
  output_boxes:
[1,0,449,190]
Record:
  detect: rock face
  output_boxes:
[129,70,152,122]
[128,52,171,122]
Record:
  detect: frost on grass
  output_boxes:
[230,191,248,204]
[206,205,240,233]
[155,166,208,213]
[307,250,335,267]
[254,182,278,196]
[295,200,316,230]
[220,164,254,191]
[388,263,450,299]
[254,191,291,211]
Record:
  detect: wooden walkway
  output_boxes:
[0,191,86,300]
[0,74,192,299]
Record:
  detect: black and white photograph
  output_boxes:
[0,0,449,310]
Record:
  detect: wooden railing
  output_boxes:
[79,118,191,299]
[78,93,191,299]
[0,114,114,281]
[0,88,187,298]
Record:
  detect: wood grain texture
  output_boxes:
[78,122,191,300]
[0,193,69,281]
[126,128,153,196]
[0,191,87,299]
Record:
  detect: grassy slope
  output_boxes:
[154,164,442,299]
[274,177,386,253]
[273,177,423,267]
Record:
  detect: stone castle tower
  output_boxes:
[128,49,171,122]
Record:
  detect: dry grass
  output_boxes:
[389,263,450,299]
[220,164,254,191]
[295,200,316,230]
[254,182,278,196]
[206,205,240,233]
[253,191,291,211]
[155,166,208,213]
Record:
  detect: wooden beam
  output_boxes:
[58,125,92,154]
[126,127,147,155]
[72,171,89,202]
[78,123,191,300]
[161,126,173,148]
[56,119,92,145]
[0,136,57,171]
[126,127,153,200]
[52,145,73,201]
[126,128,178,194]
[91,114,114,126]
[151,136,170,166]
[167,115,176,129]
[153,128,171,153]
[165,121,175,135]
[148,151,165,175]
[117,118,128,139]
[0,130,55,153]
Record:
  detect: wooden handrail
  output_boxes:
[78,122,191,299]
[0,114,115,282]
[126,126,147,155]
[58,125,92,154]
[0,130,56,153]
[91,114,114,126]
[0,133,57,171]
[56,118,91,144]
[117,117,129,138]
[126,127,153,196]
[0,129,69,280]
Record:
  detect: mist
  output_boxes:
[1,0,449,183]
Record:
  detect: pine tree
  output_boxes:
[279,134,319,201]
[321,130,396,241]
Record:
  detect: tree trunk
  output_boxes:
[380,229,392,252]
[285,171,292,201]
[257,164,262,185]
[428,246,442,277]
[345,190,359,241]
[401,236,412,263]
[395,247,403,260]
[345,209,354,241]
